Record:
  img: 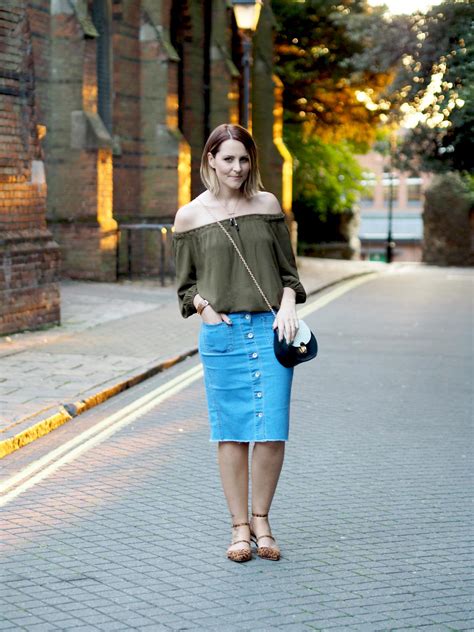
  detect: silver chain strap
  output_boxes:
[198,199,277,317]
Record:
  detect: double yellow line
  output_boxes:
[0,365,203,507]
[1,273,377,507]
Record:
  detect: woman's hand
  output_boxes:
[201,305,232,325]
[273,288,298,343]
[193,294,232,325]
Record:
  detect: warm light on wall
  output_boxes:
[228,88,240,125]
[167,88,191,208]
[166,93,179,129]
[178,139,191,208]
[272,76,293,215]
[273,103,284,140]
[97,148,117,235]
[0,176,23,183]
[36,124,47,140]
[82,84,98,113]
[278,141,293,215]
[100,233,117,252]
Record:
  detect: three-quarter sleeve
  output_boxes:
[270,217,307,304]
[173,234,199,318]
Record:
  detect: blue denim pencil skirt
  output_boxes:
[199,311,294,442]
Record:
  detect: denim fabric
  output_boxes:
[199,311,294,442]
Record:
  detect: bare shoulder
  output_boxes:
[174,199,205,233]
[251,191,282,215]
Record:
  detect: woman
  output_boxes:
[173,124,306,562]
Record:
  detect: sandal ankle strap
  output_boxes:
[231,539,251,546]
[252,513,268,518]
[254,534,275,542]
[232,522,249,528]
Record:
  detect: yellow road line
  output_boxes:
[298,273,378,319]
[1,273,379,506]
[0,350,198,458]
[0,364,203,506]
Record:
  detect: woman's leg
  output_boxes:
[218,441,250,552]
[250,441,285,550]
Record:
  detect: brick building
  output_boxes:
[0,3,60,335]
[24,0,292,281]
[357,151,431,262]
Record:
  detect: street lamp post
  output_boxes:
[241,34,251,130]
[386,133,397,263]
[232,0,263,130]
[386,169,395,263]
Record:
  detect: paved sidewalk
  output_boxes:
[0,258,385,456]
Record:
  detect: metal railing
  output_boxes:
[116,223,175,286]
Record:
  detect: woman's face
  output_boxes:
[208,139,251,192]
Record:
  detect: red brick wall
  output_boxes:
[0,3,60,335]
[112,1,142,222]
[28,0,50,127]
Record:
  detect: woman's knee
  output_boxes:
[254,441,285,455]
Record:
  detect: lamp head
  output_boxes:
[232,0,263,32]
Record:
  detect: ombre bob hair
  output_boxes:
[200,124,263,198]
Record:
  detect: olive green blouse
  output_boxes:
[173,212,306,318]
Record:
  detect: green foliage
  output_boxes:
[285,126,365,241]
[459,172,474,208]
[393,1,474,173]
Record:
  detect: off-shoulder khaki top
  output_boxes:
[173,212,306,318]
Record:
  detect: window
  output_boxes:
[360,172,376,208]
[382,172,399,207]
[407,178,422,204]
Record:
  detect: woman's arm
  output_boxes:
[258,193,305,343]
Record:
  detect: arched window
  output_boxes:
[91,0,113,133]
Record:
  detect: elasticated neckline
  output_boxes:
[173,212,285,239]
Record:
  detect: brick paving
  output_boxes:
[1,266,472,630]
[0,258,383,450]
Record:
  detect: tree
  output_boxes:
[285,128,365,244]
[272,0,398,244]
[347,0,473,173]
[272,0,401,145]
[393,0,474,173]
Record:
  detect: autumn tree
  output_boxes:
[272,0,400,244]
[273,0,396,145]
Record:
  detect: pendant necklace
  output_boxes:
[221,195,241,231]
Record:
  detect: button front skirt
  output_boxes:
[198,312,294,442]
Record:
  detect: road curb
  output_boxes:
[0,270,379,459]
[0,349,198,459]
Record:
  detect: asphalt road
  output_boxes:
[1,266,472,631]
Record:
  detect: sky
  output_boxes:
[367,0,434,14]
